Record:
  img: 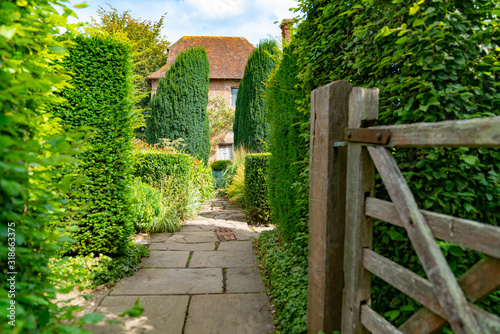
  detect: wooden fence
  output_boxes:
[307,80,500,334]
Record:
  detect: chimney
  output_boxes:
[280,19,293,44]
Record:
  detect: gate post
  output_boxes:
[307,80,352,333]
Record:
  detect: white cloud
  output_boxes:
[65,0,298,45]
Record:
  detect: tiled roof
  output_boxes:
[146,36,255,82]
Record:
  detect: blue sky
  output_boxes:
[66,0,299,46]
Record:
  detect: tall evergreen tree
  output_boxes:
[233,39,279,152]
[146,46,210,162]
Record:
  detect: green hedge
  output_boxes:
[265,40,309,244]
[210,159,232,171]
[133,151,192,184]
[244,153,271,224]
[234,39,279,152]
[146,46,210,162]
[293,0,500,326]
[52,35,137,257]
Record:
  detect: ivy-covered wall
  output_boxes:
[53,35,137,257]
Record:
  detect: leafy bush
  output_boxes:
[293,0,500,325]
[219,146,248,193]
[52,34,138,257]
[49,242,149,291]
[133,150,215,224]
[146,46,210,162]
[211,160,232,171]
[255,230,308,333]
[225,164,246,206]
[0,0,90,332]
[244,153,271,224]
[208,95,235,157]
[265,39,309,243]
[233,39,280,152]
[129,178,163,233]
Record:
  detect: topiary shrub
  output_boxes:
[233,39,280,152]
[52,34,138,257]
[211,160,233,171]
[244,153,271,224]
[146,46,210,162]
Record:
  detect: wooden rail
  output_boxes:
[307,80,500,334]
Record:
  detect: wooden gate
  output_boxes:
[307,80,500,333]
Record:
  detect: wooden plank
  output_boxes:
[365,197,500,259]
[307,80,352,333]
[341,87,379,334]
[368,116,500,147]
[399,256,500,333]
[364,250,500,334]
[367,146,481,334]
[360,304,404,334]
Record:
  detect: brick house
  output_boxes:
[146,36,255,161]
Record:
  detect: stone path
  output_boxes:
[88,196,275,334]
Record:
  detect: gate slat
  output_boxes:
[360,304,404,334]
[365,197,500,259]
[367,146,481,334]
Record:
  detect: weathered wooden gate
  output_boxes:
[307,80,500,333]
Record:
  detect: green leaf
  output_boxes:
[412,19,425,27]
[449,246,465,257]
[462,155,479,166]
[0,26,17,39]
[74,3,89,9]
[396,36,408,44]
[80,313,105,324]
[384,310,400,320]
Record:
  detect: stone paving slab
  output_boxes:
[149,241,215,251]
[111,268,222,295]
[189,251,257,268]
[217,240,254,252]
[226,268,266,293]
[184,294,274,334]
[180,224,215,232]
[233,230,261,241]
[167,231,218,243]
[140,251,189,268]
[150,232,171,243]
[87,295,188,334]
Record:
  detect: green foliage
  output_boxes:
[265,39,309,243]
[0,0,91,332]
[233,39,280,152]
[146,46,210,162]
[129,178,163,233]
[49,243,149,291]
[255,230,308,333]
[210,160,232,171]
[208,95,235,157]
[244,153,271,225]
[225,164,246,206]
[133,150,215,224]
[294,0,500,325]
[52,35,138,257]
[90,4,170,108]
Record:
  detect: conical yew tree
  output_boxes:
[146,46,210,162]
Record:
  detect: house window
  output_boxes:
[231,87,238,107]
[217,144,233,161]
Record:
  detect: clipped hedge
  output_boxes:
[52,34,137,257]
[244,153,271,224]
[133,151,192,185]
[210,159,232,171]
[265,39,309,244]
[293,0,500,326]
[146,46,210,162]
[234,39,279,152]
